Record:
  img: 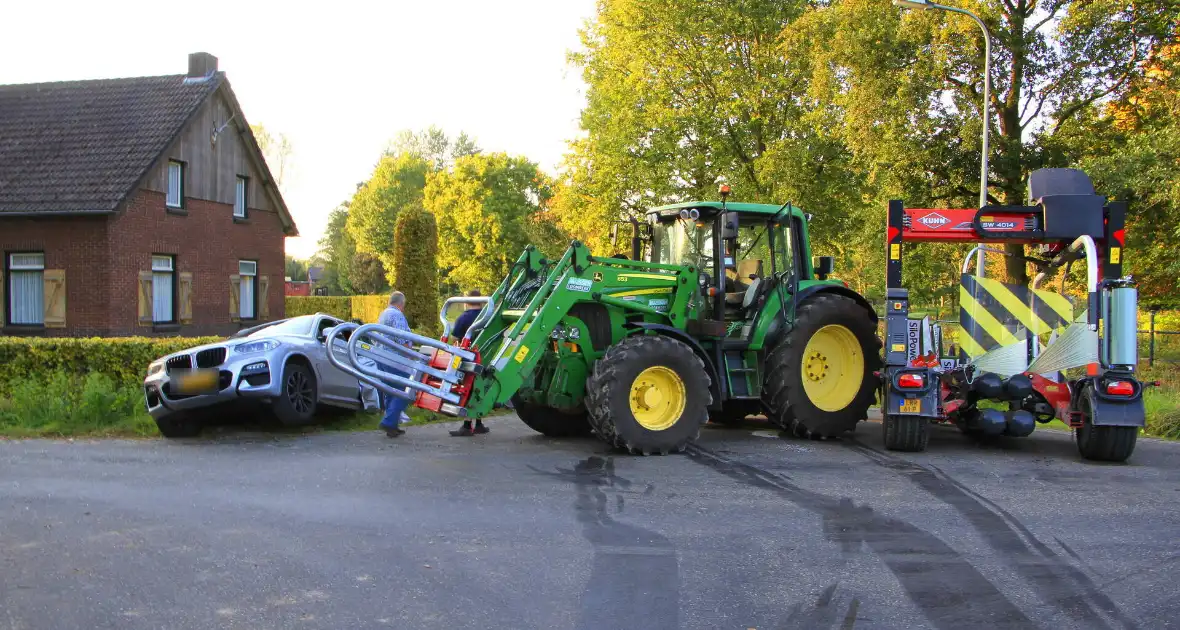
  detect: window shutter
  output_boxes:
[179,272,194,324]
[42,270,67,328]
[259,275,270,319]
[138,271,154,325]
[229,274,241,322]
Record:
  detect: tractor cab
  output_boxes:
[635,194,810,328]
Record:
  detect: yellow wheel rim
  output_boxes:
[801,324,864,412]
[629,366,687,431]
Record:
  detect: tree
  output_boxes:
[425,152,564,293]
[345,152,431,283]
[782,0,1176,285]
[285,255,308,282]
[251,123,294,190]
[393,203,440,336]
[385,125,482,170]
[350,252,390,295]
[314,202,357,295]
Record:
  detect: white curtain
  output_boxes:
[153,272,173,322]
[240,275,255,319]
[167,162,182,206]
[8,271,43,324]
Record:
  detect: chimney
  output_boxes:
[187,52,218,79]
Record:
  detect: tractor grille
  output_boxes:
[196,347,227,368]
[166,355,192,373]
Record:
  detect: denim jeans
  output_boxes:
[377,362,411,430]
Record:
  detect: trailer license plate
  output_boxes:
[900,398,921,414]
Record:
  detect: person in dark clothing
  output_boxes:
[450,291,490,437]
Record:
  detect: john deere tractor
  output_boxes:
[329,188,881,454]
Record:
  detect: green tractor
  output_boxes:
[331,188,881,454]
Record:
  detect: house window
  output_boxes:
[6,252,45,325]
[167,160,184,208]
[239,260,257,319]
[152,255,176,323]
[235,176,248,218]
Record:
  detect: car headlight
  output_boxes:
[234,339,280,354]
[148,362,164,377]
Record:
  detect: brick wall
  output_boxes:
[0,189,285,337]
[107,189,287,337]
[0,216,111,336]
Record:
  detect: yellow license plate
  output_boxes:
[175,369,218,394]
[899,398,921,414]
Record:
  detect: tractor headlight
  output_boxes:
[234,339,280,354]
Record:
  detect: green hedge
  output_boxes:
[0,336,222,394]
[285,296,352,319]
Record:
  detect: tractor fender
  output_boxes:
[1076,377,1147,427]
[764,284,879,350]
[625,322,723,409]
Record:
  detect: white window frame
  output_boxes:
[234,175,248,218]
[239,260,258,320]
[7,252,45,326]
[151,255,175,324]
[167,160,184,208]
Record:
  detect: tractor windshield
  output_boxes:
[650,219,714,269]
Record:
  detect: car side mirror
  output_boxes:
[813,256,835,280]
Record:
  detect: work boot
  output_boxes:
[473,420,489,435]
[450,421,474,437]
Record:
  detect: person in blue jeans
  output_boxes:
[376,291,415,438]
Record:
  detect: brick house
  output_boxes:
[0,52,297,337]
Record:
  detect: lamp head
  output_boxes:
[893,0,931,9]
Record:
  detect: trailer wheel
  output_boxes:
[883,414,929,452]
[764,294,881,439]
[586,334,711,454]
[512,395,593,437]
[1075,387,1138,463]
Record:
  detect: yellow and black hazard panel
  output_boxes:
[957,273,1075,360]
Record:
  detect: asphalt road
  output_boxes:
[2,416,1178,630]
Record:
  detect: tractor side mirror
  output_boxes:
[814,256,835,280]
[721,212,740,240]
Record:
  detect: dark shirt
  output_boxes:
[452,309,480,340]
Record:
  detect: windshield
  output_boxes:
[250,315,316,338]
[651,219,714,269]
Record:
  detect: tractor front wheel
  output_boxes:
[764,294,881,439]
[512,395,593,438]
[586,334,712,454]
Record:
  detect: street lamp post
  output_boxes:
[894,0,992,277]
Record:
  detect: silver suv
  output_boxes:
[143,313,378,437]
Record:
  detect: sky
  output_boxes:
[1,0,599,259]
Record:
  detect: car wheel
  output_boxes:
[272,362,318,426]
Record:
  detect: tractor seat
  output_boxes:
[725,259,764,308]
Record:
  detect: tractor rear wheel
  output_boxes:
[1075,386,1138,462]
[764,294,881,439]
[586,334,712,454]
[512,394,593,437]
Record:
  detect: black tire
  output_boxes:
[764,294,881,439]
[585,334,712,454]
[272,361,318,426]
[1075,387,1138,462]
[512,394,593,437]
[156,413,202,438]
[883,414,929,452]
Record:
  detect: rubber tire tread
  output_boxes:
[512,394,593,437]
[764,293,882,439]
[1075,388,1138,462]
[585,334,712,455]
[883,414,929,452]
[272,362,318,426]
[155,414,202,438]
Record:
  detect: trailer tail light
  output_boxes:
[898,373,925,389]
[1105,380,1134,396]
